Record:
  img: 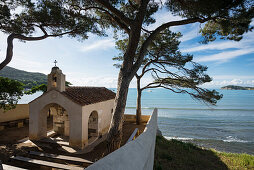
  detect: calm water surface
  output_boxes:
[125,88,254,155]
[19,88,254,155]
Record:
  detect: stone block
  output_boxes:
[18,122,24,128]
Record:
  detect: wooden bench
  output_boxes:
[11,156,84,170]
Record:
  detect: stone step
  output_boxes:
[2,164,27,170]
[40,137,69,146]
[29,151,93,164]
[11,156,84,170]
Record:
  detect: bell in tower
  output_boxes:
[47,60,66,92]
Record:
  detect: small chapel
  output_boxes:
[29,64,115,149]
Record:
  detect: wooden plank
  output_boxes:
[11,156,84,170]
[127,128,139,143]
[2,164,27,170]
[29,151,93,164]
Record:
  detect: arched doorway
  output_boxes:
[50,104,70,137]
[88,111,98,144]
[40,103,70,140]
[29,90,86,149]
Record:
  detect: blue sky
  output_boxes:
[0,9,253,89]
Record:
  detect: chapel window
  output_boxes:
[52,74,57,87]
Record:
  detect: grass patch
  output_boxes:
[214,150,254,169]
[154,135,254,170]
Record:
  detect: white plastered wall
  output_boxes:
[29,90,84,149]
[86,109,158,170]
[82,99,114,146]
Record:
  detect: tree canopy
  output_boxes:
[114,28,222,104]
[167,0,254,43]
[0,0,103,70]
[0,77,23,110]
[114,28,223,124]
[1,0,253,151]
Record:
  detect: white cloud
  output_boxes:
[80,39,115,52]
[67,75,118,88]
[201,75,254,88]
[66,72,154,88]
[203,79,254,88]
[182,37,254,53]
[212,75,254,80]
[8,57,50,74]
[182,41,241,53]
[148,12,201,42]
[179,24,200,42]
[182,29,254,63]
[148,10,183,31]
[195,48,254,63]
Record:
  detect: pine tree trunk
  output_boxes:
[106,69,132,153]
[136,78,142,125]
[105,2,147,152]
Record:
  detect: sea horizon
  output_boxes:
[125,88,254,155]
[19,88,254,155]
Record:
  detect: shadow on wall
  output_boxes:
[154,136,228,170]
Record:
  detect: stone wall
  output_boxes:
[0,104,29,123]
[87,108,158,170]
[124,114,151,123]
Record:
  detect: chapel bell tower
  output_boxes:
[47,60,66,92]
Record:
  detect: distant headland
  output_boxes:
[221,85,254,90]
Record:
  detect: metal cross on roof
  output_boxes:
[54,60,57,67]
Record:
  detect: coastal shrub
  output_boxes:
[154,135,254,170]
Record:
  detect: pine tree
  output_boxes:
[114,29,222,124]
[1,0,253,152]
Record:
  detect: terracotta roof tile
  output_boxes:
[61,87,116,106]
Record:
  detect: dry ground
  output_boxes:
[0,118,146,169]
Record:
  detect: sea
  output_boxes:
[124,88,254,155]
[19,88,254,155]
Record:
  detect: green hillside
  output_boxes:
[0,66,47,88]
[221,85,254,90]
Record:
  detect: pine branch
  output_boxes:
[70,5,130,34]
[0,30,77,70]
[132,17,211,76]
[94,0,132,27]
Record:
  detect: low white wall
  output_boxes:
[87,108,158,170]
[0,104,29,123]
